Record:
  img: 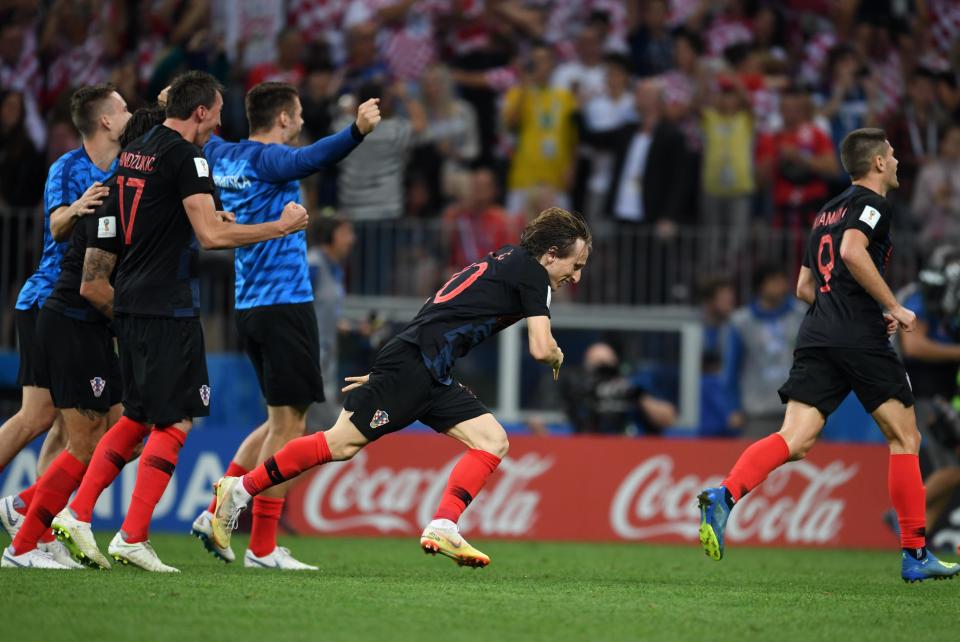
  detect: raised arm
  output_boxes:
[183,193,308,250]
[79,248,117,319]
[840,228,916,331]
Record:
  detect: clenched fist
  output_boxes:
[355,98,382,135]
[278,201,308,235]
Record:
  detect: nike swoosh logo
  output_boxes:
[4,502,21,528]
[247,555,279,568]
[3,553,28,568]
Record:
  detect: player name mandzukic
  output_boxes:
[118,150,156,172]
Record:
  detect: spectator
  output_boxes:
[502,43,578,213]
[912,125,960,255]
[700,275,736,362]
[698,276,740,438]
[628,0,674,77]
[700,75,755,268]
[442,166,513,272]
[246,27,306,90]
[562,342,677,436]
[723,263,807,438]
[340,21,390,97]
[307,214,357,428]
[815,44,876,151]
[0,89,45,208]
[0,19,41,104]
[551,23,607,103]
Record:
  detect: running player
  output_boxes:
[47,71,307,573]
[697,128,960,583]
[212,208,589,567]
[0,84,128,552]
[188,82,380,569]
[0,106,168,570]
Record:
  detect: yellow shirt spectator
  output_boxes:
[702,107,755,197]
[503,85,577,191]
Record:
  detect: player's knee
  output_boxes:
[330,440,363,461]
[479,433,509,459]
[896,427,921,454]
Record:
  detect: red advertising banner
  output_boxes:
[285,434,898,549]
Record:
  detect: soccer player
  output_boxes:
[212,208,589,568]
[188,82,380,569]
[0,106,168,570]
[697,128,960,583]
[49,71,307,573]
[0,84,128,551]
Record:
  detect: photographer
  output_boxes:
[562,342,677,436]
[896,245,960,531]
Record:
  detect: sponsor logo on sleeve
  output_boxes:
[194,157,209,178]
[859,205,881,229]
[98,216,116,238]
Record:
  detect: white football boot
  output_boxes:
[1,545,71,569]
[191,510,235,563]
[38,538,84,569]
[244,546,318,570]
[51,508,112,569]
[0,495,24,539]
[108,532,179,573]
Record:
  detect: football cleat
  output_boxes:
[0,495,24,540]
[698,487,732,561]
[244,546,318,570]
[38,539,85,569]
[1,544,71,569]
[901,549,960,583]
[107,532,179,573]
[51,509,111,569]
[211,476,249,552]
[420,521,490,568]
[191,510,235,563]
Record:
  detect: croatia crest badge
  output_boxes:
[90,377,106,398]
[199,384,211,407]
[369,409,390,429]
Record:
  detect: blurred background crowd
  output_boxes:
[3,0,960,442]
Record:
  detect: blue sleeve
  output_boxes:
[253,124,364,183]
[722,324,744,412]
[44,157,75,214]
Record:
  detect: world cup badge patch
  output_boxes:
[90,377,106,398]
[370,409,390,429]
[199,385,211,407]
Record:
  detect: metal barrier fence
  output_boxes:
[1,206,921,351]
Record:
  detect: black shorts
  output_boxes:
[236,303,324,407]
[114,315,210,425]
[344,338,489,442]
[35,308,122,412]
[14,306,45,388]
[778,347,915,416]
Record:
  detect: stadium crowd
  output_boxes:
[3,0,960,438]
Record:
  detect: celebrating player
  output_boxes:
[187,82,380,569]
[697,128,960,583]
[212,208,589,568]
[0,84,129,556]
[0,106,170,570]
[48,71,307,573]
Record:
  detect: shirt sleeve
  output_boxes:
[517,259,551,318]
[174,145,216,200]
[43,157,75,214]
[253,124,365,183]
[845,196,889,240]
[86,186,122,255]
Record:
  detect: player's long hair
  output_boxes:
[520,207,592,259]
[119,104,166,148]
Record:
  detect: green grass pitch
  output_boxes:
[2,534,957,642]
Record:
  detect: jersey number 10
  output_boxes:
[117,176,146,245]
[434,262,488,303]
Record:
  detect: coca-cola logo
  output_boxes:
[302,451,553,536]
[610,455,858,544]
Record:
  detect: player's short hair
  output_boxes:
[246,82,299,134]
[840,128,888,179]
[165,71,223,120]
[120,104,166,148]
[70,83,117,138]
[520,208,592,259]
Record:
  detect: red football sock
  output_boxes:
[722,433,790,502]
[242,432,331,495]
[433,449,502,523]
[69,416,149,522]
[14,480,39,516]
[11,451,86,554]
[207,461,249,513]
[889,453,926,549]
[249,497,285,557]
[120,426,187,544]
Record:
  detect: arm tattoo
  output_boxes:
[82,248,117,283]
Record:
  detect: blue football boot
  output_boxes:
[698,487,732,561]
[901,549,960,583]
